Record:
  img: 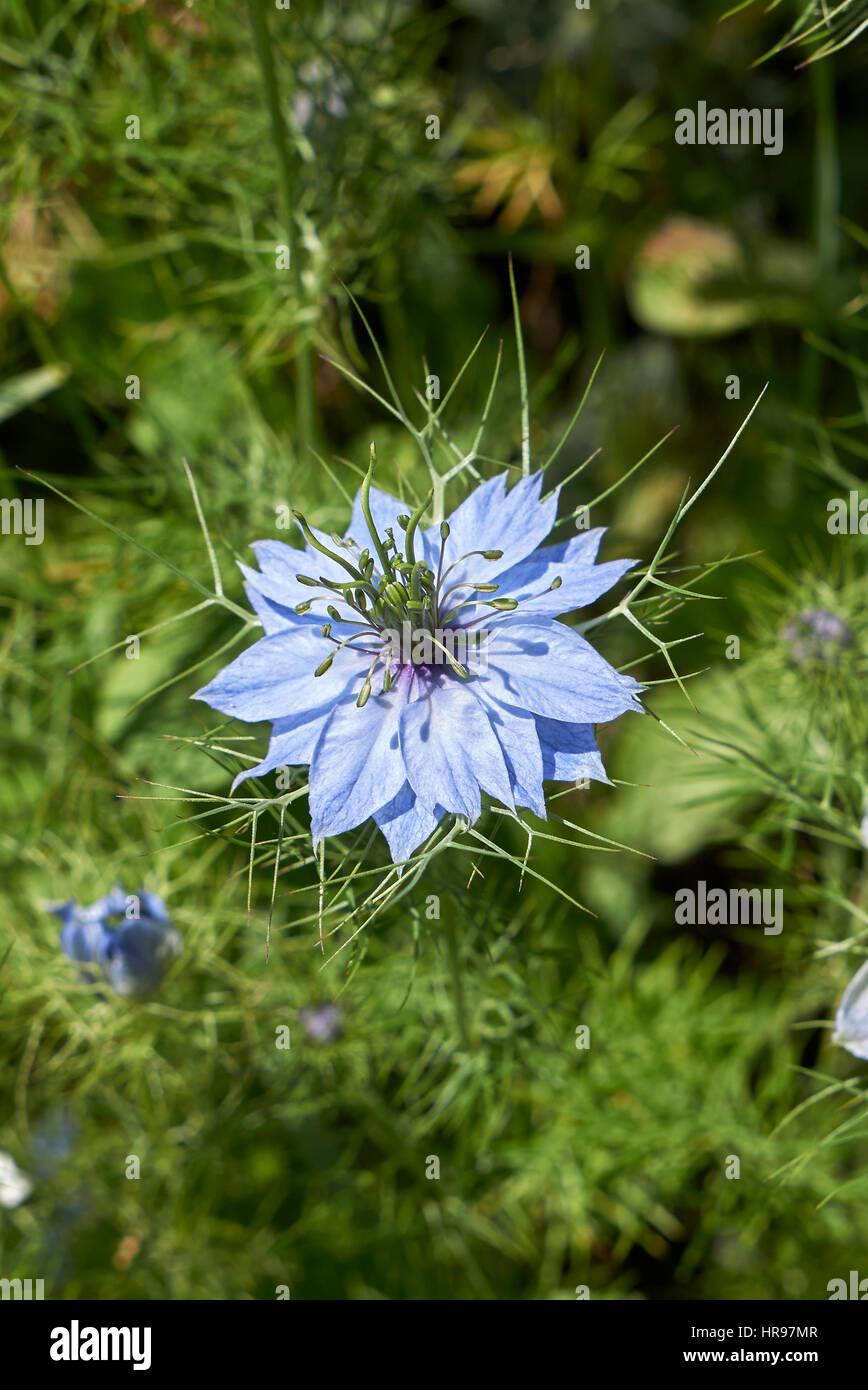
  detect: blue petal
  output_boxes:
[240,538,356,621]
[241,579,311,636]
[478,530,635,623]
[240,541,312,610]
[96,884,129,919]
[374,782,442,862]
[58,915,109,965]
[424,471,559,595]
[472,692,547,818]
[471,619,642,724]
[192,625,367,723]
[399,672,515,819]
[98,919,183,999]
[308,673,412,842]
[231,705,335,790]
[535,717,611,784]
[136,889,170,922]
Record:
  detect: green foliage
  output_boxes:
[1,0,867,1301]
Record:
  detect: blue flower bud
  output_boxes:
[51,901,110,965]
[50,888,182,1000]
[97,917,183,1000]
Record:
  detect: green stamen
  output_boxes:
[404,488,434,565]
[293,511,362,583]
[361,443,395,583]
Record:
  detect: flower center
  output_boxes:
[290,447,557,706]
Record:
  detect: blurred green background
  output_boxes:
[1,0,867,1299]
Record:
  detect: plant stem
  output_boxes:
[803,55,838,411]
[444,913,470,1050]
[247,0,315,457]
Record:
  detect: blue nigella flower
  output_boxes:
[300,1002,344,1043]
[781,607,852,665]
[193,457,642,862]
[51,886,183,999]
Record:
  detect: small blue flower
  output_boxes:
[51,887,182,999]
[193,462,641,862]
[781,608,852,665]
[300,1003,343,1043]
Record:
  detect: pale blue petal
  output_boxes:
[422,471,559,594]
[244,540,314,606]
[374,782,442,862]
[192,626,368,722]
[399,672,515,818]
[309,673,411,842]
[470,619,642,724]
[535,717,611,784]
[476,531,635,624]
[231,705,335,790]
[241,543,356,624]
[242,580,308,635]
[472,691,547,818]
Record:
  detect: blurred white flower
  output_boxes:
[832,960,868,1062]
[0,1151,33,1208]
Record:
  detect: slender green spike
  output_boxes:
[508,253,531,477]
[357,677,372,708]
[296,573,319,587]
[293,511,362,581]
[315,654,335,677]
[404,488,433,565]
[361,442,395,581]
